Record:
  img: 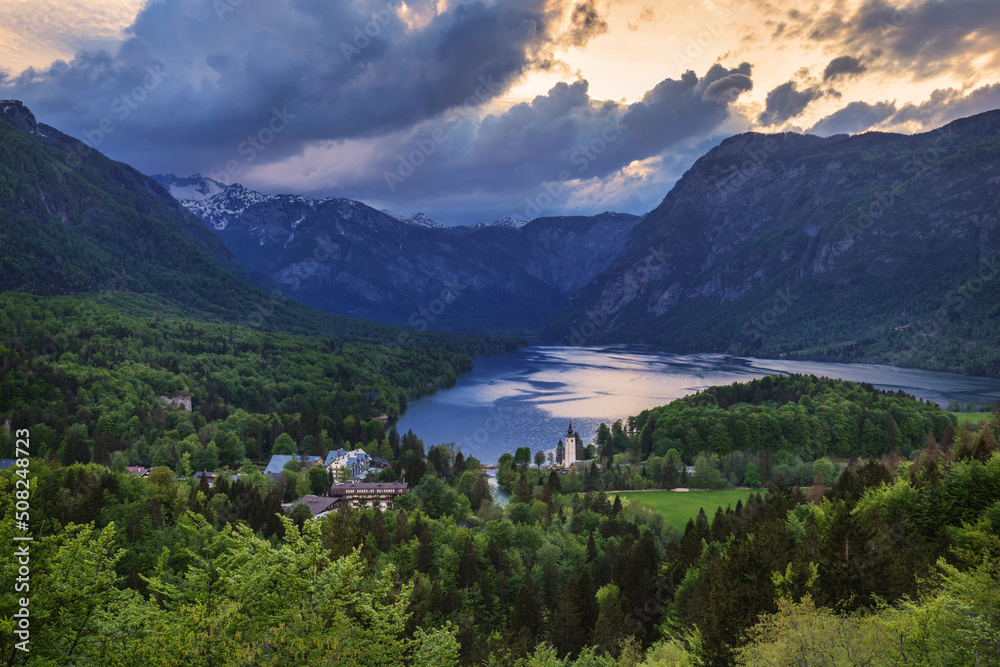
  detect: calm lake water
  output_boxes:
[394,345,1000,464]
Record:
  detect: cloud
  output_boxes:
[776,0,1000,80]
[888,82,1000,128]
[822,55,866,81]
[247,63,755,220]
[757,80,824,126]
[562,0,610,46]
[807,100,897,135]
[0,0,612,177]
[627,5,654,31]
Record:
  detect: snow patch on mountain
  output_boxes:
[152,174,228,203]
[380,210,446,228]
[464,216,529,230]
[185,184,272,230]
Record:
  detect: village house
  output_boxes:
[324,448,372,479]
[283,494,340,518]
[263,454,325,477]
[328,482,408,510]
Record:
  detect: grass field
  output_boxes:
[616,489,755,530]
[952,412,993,427]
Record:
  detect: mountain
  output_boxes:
[553,111,1000,376]
[468,216,530,230]
[0,100,260,317]
[0,100,507,354]
[380,210,447,229]
[154,174,641,333]
[152,173,228,202]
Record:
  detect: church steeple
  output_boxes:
[567,422,573,435]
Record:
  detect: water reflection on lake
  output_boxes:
[395,345,1000,464]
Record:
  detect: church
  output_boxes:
[557,422,581,467]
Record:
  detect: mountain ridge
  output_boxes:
[553,109,1000,376]
[152,174,642,333]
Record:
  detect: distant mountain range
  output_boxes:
[551,113,1000,376]
[5,98,1000,376]
[152,173,640,333]
[0,99,473,344]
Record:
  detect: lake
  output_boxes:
[394,345,1000,464]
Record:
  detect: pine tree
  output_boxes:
[513,472,532,504]
[549,576,585,658]
[591,584,626,657]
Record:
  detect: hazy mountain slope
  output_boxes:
[155,174,640,333]
[0,100,267,321]
[552,111,1000,376]
[0,101,514,353]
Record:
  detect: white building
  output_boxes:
[324,448,371,479]
[564,423,578,468]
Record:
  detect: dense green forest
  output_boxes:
[0,292,517,468]
[525,375,961,494]
[3,374,998,665]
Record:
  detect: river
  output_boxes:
[394,345,1000,464]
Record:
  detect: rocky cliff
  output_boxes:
[553,111,1000,376]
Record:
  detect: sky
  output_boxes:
[3,0,1000,224]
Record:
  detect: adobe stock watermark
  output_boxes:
[12,428,33,654]
[713,136,781,200]
[341,10,392,63]
[741,288,798,343]
[456,403,510,460]
[244,289,288,329]
[840,128,958,241]
[11,6,57,44]
[359,279,469,383]
[278,234,338,292]
[899,253,1000,354]
[567,247,671,345]
[523,117,628,218]
[214,0,247,20]
[670,9,735,70]
[877,0,920,35]
[208,107,296,185]
[407,279,467,330]
[385,75,502,192]
[64,65,170,168]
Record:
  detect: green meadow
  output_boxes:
[617,489,755,530]
[952,412,993,427]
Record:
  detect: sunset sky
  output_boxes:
[3,0,999,223]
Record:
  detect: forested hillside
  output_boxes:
[0,100,518,471]
[554,111,1000,377]
[154,172,641,334]
[0,293,515,469]
[3,376,998,666]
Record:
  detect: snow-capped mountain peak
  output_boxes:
[472,216,529,230]
[379,209,446,229]
[178,182,272,230]
[152,173,228,203]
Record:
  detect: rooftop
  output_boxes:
[285,495,339,517]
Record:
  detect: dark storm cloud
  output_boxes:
[0,0,594,175]
[823,55,866,81]
[562,0,610,46]
[778,0,1000,79]
[342,63,754,207]
[889,83,1000,127]
[807,100,897,135]
[757,80,824,126]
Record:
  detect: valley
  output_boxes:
[3,72,1000,666]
